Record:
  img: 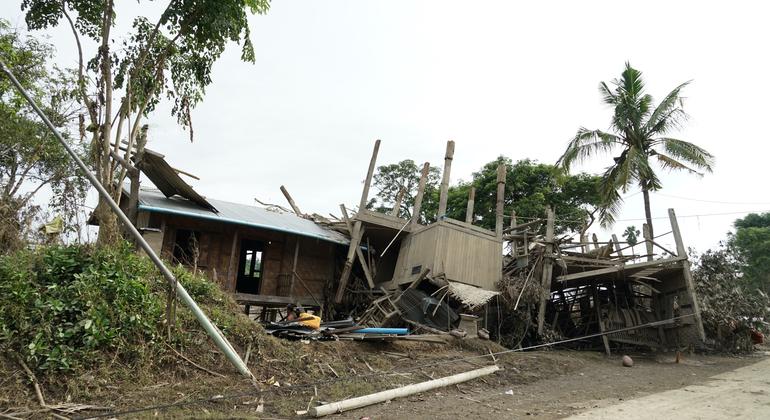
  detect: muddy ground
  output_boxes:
[1,340,764,419]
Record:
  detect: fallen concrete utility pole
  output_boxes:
[0,59,254,381]
[308,365,500,417]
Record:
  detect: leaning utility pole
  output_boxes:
[0,59,254,381]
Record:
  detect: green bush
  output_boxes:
[0,243,164,372]
[0,242,259,374]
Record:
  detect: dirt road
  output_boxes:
[568,356,770,419]
[345,351,765,419]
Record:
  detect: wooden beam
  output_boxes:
[335,221,363,303]
[390,187,406,217]
[593,285,611,356]
[411,162,430,226]
[556,256,686,282]
[495,163,506,239]
[289,238,300,296]
[537,207,555,335]
[359,139,381,211]
[611,234,623,257]
[668,208,706,341]
[643,223,654,262]
[510,209,517,255]
[465,186,475,224]
[437,140,455,218]
[226,230,240,292]
[338,205,376,294]
[280,185,303,216]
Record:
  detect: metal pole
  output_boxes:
[0,59,254,380]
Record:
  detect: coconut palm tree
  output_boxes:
[557,63,714,236]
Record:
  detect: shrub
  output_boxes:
[0,242,260,374]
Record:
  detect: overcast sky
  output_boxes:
[3,0,770,252]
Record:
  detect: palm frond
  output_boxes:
[556,128,620,171]
[657,138,715,172]
[598,188,622,228]
[599,82,616,106]
[644,81,691,135]
[654,152,703,176]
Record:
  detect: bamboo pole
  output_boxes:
[309,365,500,417]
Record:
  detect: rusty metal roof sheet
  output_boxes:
[138,149,218,213]
[137,188,348,245]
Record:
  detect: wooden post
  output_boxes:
[593,285,611,356]
[510,209,518,256]
[289,239,300,297]
[359,139,381,211]
[411,162,430,226]
[437,140,455,218]
[611,234,623,257]
[537,207,555,335]
[591,233,600,250]
[390,187,406,217]
[226,230,239,292]
[335,140,381,302]
[643,223,654,262]
[668,208,706,341]
[336,222,363,303]
[580,233,588,254]
[280,185,303,216]
[465,187,475,224]
[495,163,506,239]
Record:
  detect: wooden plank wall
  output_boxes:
[391,220,502,290]
[149,212,338,300]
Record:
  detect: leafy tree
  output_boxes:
[622,225,640,246]
[369,159,440,221]
[691,243,770,351]
[0,20,87,251]
[372,156,603,234]
[730,212,770,292]
[557,63,715,236]
[20,0,270,244]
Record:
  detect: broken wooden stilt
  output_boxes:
[437,140,455,218]
[411,162,430,226]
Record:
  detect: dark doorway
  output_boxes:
[235,239,264,294]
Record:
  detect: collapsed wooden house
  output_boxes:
[325,140,506,331]
[502,207,706,352]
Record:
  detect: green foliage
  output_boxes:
[0,242,259,374]
[452,158,602,233]
[622,225,640,246]
[730,212,770,292]
[558,63,714,228]
[21,0,270,136]
[0,19,87,250]
[370,159,441,221]
[691,244,770,352]
[0,243,162,372]
[371,157,602,233]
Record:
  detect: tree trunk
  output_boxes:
[95,0,119,246]
[642,187,654,239]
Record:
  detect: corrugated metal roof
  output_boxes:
[137,149,218,213]
[137,188,348,245]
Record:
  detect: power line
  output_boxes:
[652,192,770,206]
